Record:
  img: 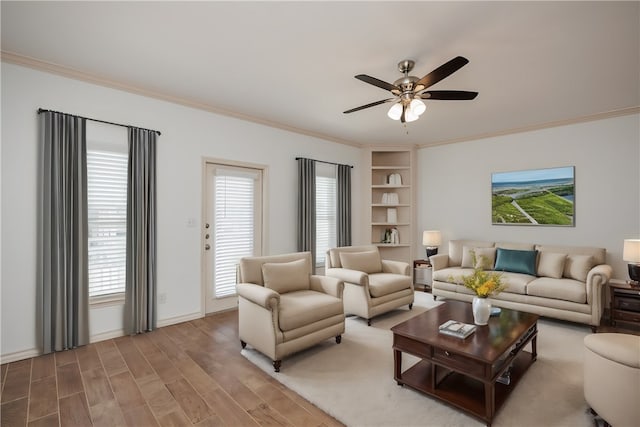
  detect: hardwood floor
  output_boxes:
[0,310,344,427]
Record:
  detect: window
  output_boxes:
[212,167,262,298]
[315,163,337,266]
[87,125,128,299]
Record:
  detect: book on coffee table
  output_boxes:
[438,320,477,339]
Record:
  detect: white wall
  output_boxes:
[0,63,364,360]
[416,113,640,280]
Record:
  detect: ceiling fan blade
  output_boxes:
[420,90,478,100]
[343,98,396,114]
[355,74,400,93]
[415,56,469,90]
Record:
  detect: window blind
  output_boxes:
[213,171,257,298]
[316,164,337,265]
[87,150,128,297]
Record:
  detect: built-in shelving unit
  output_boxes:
[368,148,415,265]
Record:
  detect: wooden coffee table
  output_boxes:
[391,300,538,426]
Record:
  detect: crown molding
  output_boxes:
[1,50,364,148]
[419,106,640,149]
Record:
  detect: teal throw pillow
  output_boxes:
[494,248,538,276]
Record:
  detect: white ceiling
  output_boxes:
[2,1,639,147]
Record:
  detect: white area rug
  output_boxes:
[242,292,592,426]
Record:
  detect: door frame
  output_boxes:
[200,157,269,316]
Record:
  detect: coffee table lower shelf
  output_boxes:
[395,350,535,425]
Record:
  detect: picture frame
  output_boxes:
[491,166,575,226]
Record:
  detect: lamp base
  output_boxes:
[426,247,438,259]
[629,263,640,286]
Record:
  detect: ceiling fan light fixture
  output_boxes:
[387,103,403,120]
[405,107,419,122]
[410,99,426,116]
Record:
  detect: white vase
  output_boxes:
[472,296,492,325]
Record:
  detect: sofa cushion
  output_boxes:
[368,273,412,297]
[433,267,475,284]
[262,259,310,294]
[339,250,382,274]
[526,277,586,303]
[537,252,567,279]
[278,290,344,331]
[500,272,536,295]
[563,254,593,282]
[495,248,538,276]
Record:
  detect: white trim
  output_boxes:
[157,311,203,328]
[1,50,363,148]
[0,348,41,364]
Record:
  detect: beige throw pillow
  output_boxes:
[461,246,496,270]
[262,259,310,294]
[563,254,593,282]
[537,252,567,279]
[474,247,497,270]
[339,251,382,274]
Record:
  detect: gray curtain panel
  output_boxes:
[297,158,316,269]
[39,111,90,354]
[125,128,157,334]
[337,164,352,247]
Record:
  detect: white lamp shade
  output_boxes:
[387,103,403,120]
[405,108,419,122]
[410,99,426,116]
[423,230,442,247]
[623,239,640,263]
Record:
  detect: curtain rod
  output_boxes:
[37,108,161,136]
[295,157,353,168]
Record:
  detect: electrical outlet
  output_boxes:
[159,293,167,304]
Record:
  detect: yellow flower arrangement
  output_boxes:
[457,251,507,298]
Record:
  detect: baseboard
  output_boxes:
[1,348,41,364]
[90,329,126,344]
[157,311,203,328]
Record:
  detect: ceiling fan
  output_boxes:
[344,56,478,123]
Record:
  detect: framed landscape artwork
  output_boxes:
[491,166,575,226]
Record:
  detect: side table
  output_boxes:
[413,259,432,294]
[609,279,640,328]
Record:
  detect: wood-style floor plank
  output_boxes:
[0,309,344,427]
[1,359,32,405]
[28,376,58,421]
[1,396,29,426]
[59,392,92,426]
[56,362,83,398]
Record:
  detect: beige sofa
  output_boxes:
[431,240,612,329]
[325,245,414,325]
[236,252,345,372]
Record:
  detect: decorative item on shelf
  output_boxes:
[422,230,441,258]
[387,173,402,185]
[381,227,399,244]
[381,192,399,204]
[386,208,397,224]
[623,239,640,286]
[453,250,506,325]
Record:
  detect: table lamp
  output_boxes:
[423,230,442,259]
[623,239,640,286]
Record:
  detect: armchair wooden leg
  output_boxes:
[335,335,342,344]
[409,303,413,310]
[273,360,281,372]
[367,319,372,326]
[240,340,246,349]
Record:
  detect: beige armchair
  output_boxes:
[584,333,640,427]
[325,245,414,325]
[237,251,345,372]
